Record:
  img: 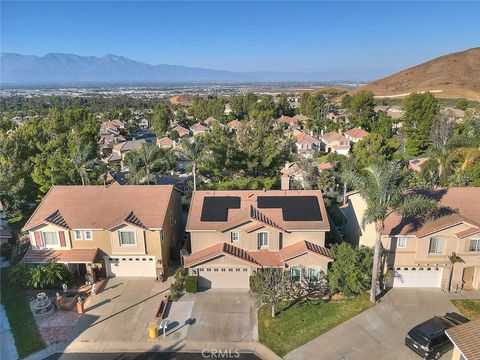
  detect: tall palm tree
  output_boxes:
[176,137,207,191]
[445,252,464,293]
[344,160,436,303]
[123,151,144,185]
[70,144,98,185]
[137,143,165,185]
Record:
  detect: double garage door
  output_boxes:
[197,267,250,289]
[104,256,157,277]
[392,267,443,288]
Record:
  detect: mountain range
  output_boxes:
[358,47,480,101]
[0,53,377,86]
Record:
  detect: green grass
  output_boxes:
[452,299,480,320]
[0,268,45,358]
[258,293,372,356]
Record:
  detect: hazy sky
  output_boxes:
[2,1,479,77]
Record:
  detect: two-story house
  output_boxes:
[183,190,333,289]
[320,132,350,156]
[341,188,480,290]
[22,185,183,281]
[293,129,321,158]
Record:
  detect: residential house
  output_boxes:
[281,161,333,190]
[409,157,429,172]
[131,128,156,144]
[138,118,150,129]
[293,129,321,158]
[105,139,146,166]
[172,125,190,138]
[0,227,13,245]
[21,185,183,280]
[224,104,233,115]
[227,119,242,132]
[205,117,219,127]
[445,319,480,360]
[0,200,5,219]
[190,122,209,135]
[99,120,127,155]
[292,114,310,124]
[183,190,333,289]
[341,188,480,290]
[157,137,177,149]
[320,132,350,156]
[374,105,404,120]
[344,127,370,144]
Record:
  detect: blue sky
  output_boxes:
[2,1,479,77]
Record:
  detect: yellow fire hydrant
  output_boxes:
[147,322,158,339]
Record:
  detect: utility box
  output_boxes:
[148,322,158,339]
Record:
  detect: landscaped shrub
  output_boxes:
[169,268,188,301]
[10,238,31,265]
[249,273,261,293]
[185,276,198,293]
[8,261,72,290]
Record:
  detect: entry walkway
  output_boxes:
[1,304,18,360]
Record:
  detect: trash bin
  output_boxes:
[76,298,84,314]
[148,322,158,339]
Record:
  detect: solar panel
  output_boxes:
[200,196,241,222]
[257,196,322,221]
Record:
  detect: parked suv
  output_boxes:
[405,313,469,359]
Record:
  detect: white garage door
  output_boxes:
[392,267,443,288]
[104,256,156,277]
[197,267,250,289]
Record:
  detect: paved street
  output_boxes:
[45,352,261,360]
[285,288,459,360]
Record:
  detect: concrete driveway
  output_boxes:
[186,290,256,342]
[285,288,459,360]
[68,277,167,342]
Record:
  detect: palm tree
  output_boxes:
[70,144,98,185]
[137,143,165,185]
[344,160,436,303]
[445,253,464,293]
[123,151,144,185]
[176,137,207,191]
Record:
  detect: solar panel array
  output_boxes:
[200,196,241,221]
[257,196,322,221]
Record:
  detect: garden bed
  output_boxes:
[451,299,480,320]
[258,293,371,357]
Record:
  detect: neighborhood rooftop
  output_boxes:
[23,185,178,231]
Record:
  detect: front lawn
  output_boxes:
[0,268,45,358]
[452,299,480,320]
[258,293,372,356]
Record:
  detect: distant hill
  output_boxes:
[0,53,378,86]
[357,48,480,101]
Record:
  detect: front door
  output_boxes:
[462,267,476,290]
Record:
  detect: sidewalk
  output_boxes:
[0,304,18,360]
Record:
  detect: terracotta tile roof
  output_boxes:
[184,240,332,268]
[23,185,177,231]
[44,209,70,229]
[23,248,100,264]
[455,226,480,238]
[294,130,320,145]
[382,187,480,237]
[186,190,330,232]
[113,139,145,153]
[227,119,242,130]
[318,162,334,171]
[157,137,175,148]
[281,162,300,176]
[446,319,480,360]
[280,240,332,261]
[205,117,218,126]
[321,132,349,144]
[190,123,209,133]
[183,242,260,267]
[172,125,190,137]
[292,115,310,122]
[345,127,370,139]
[124,211,147,229]
[409,157,429,172]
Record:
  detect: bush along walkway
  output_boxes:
[0,268,45,358]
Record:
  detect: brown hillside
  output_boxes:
[357,48,480,101]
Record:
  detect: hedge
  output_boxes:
[185,276,198,293]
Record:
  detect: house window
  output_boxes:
[84,230,93,240]
[231,231,240,242]
[160,229,164,243]
[308,268,321,284]
[119,231,136,246]
[169,212,174,226]
[42,232,59,247]
[291,267,301,283]
[397,236,407,249]
[469,239,480,252]
[429,237,444,254]
[74,230,82,240]
[257,233,269,248]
